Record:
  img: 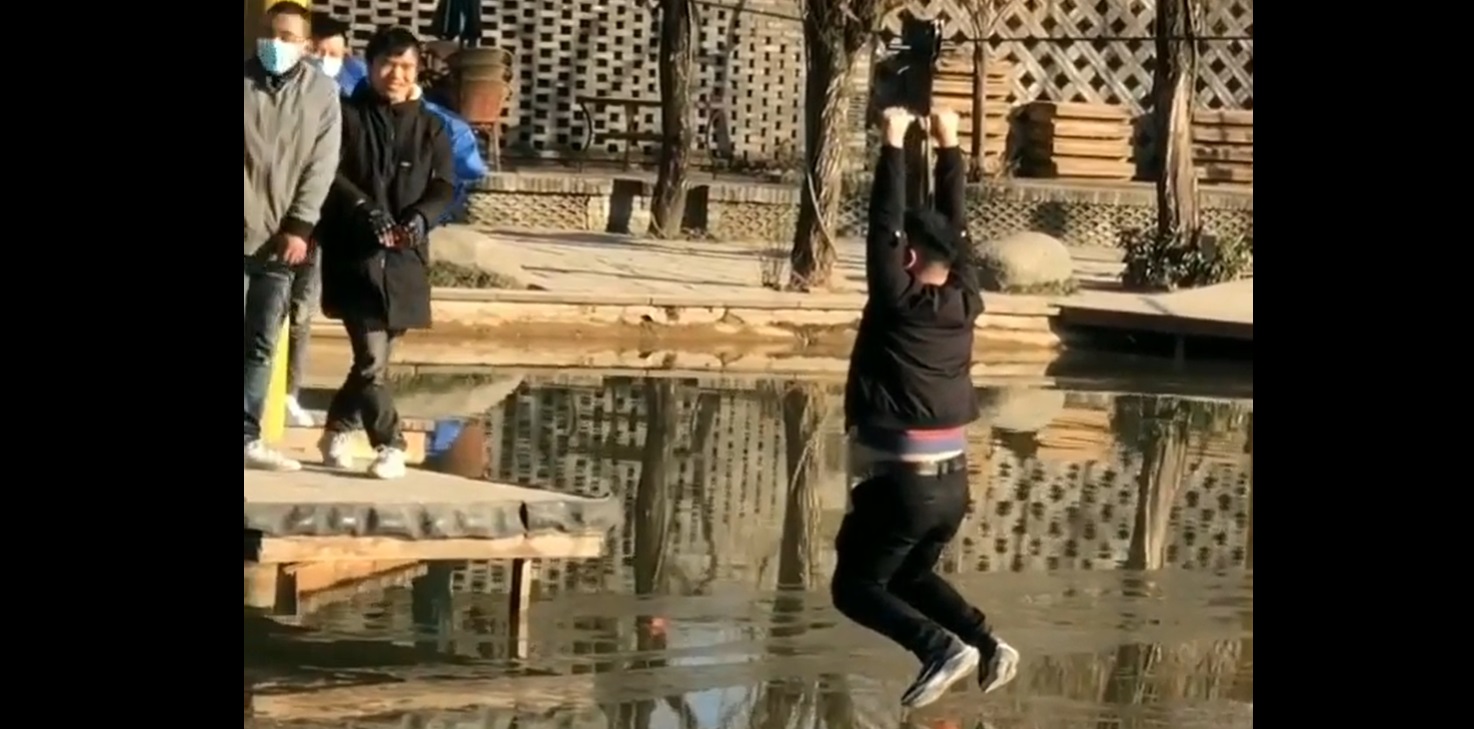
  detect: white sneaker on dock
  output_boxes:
[318,431,354,469]
[245,440,301,472]
[285,395,315,427]
[368,446,407,480]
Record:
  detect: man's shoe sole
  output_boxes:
[979,644,1020,695]
[901,646,980,709]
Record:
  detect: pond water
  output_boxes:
[245,373,1253,729]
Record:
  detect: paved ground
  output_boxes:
[485,230,1126,297]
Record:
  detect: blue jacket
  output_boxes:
[331,58,487,224]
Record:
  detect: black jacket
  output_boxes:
[844,146,984,432]
[318,86,455,331]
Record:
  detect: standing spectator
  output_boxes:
[276,12,366,427]
[310,15,487,224]
[316,26,454,480]
[244,0,341,470]
[307,13,368,95]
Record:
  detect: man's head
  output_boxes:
[903,208,962,284]
[307,13,351,78]
[257,1,310,75]
[365,26,422,103]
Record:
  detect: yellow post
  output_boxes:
[261,318,291,444]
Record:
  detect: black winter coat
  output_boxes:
[844,146,983,432]
[319,86,455,331]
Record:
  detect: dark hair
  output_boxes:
[903,209,963,266]
[364,26,422,64]
[265,1,308,19]
[309,12,349,41]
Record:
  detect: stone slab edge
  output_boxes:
[431,287,1059,316]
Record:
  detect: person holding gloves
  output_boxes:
[314,25,454,480]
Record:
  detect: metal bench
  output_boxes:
[577,95,664,169]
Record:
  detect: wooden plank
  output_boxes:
[244,563,286,610]
[936,56,1013,76]
[1022,158,1136,180]
[252,674,597,721]
[1198,164,1253,183]
[1024,137,1133,158]
[939,114,1010,138]
[1027,119,1132,141]
[932,76,1011,98]
[284,560,421,594]
[1193,145,1254,163]
[933,89,1012,105]
[1193,125,1254,144]
[1022,101,1132,122]
[256,533,606,564]
[1195,109,1253,126]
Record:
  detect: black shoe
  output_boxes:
[900,640,981,709]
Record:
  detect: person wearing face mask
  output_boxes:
[243,0,342,471]
[307,14,367,96]
[314,26,454,480]
[271,12,369,428]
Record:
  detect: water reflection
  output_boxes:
[245,376,1253,729]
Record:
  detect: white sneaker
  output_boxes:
[901,640,980,709]
[368,446,407,480]
[318,431,354,469]
[978,638,1020,695]
[245,440,302,472]
[285,395,315,427]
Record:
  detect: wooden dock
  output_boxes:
[1055,278,1253,342]
[244,467,620,657]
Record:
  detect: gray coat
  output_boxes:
[243,57,342,257]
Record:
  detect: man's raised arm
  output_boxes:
[866,107,914,301]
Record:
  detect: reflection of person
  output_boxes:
[315,27,454,480]
[243,0,342,470]
[832,107,1019,709]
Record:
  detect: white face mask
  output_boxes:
[314,56,343,79]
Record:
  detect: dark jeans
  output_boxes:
[831,459,993,661]
[286,250,321,397]
[244,257,294,444]
[324,320,406,450]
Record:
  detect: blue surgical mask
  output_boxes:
[256,38,303,75]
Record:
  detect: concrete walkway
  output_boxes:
[483,230,1126,298]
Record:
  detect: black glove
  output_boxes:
[354,202,397,247]
[396,211,428,248]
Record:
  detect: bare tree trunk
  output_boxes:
[789,16,856,291]
[968,2,993,181]
[649,0,695,239]
[633,380,678,596]
[777,383,827,590]
[1152,0,1202,240]
[1152,0,1201,239]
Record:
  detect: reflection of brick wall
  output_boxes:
[456,379,1251,599]
[312,0,809,161]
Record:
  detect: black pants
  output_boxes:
[324,321,406,449]
[831,459,992,661]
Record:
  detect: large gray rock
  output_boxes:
[429,225,537,288]
[979,387,1066,433]
[975,231,1076,293]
